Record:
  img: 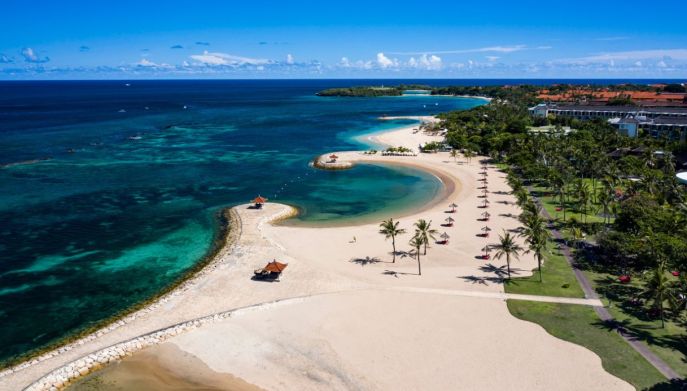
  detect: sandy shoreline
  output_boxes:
[2,117,632,391]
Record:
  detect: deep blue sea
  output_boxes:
[0,78,678,365]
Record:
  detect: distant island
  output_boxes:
[316,84,431,97]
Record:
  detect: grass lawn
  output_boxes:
[584,268,687,378]
[508,300,667,390]
[531,183,608,225]
[504,242,584,298]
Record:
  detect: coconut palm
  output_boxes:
[409,235,424,275]
[414,219,438,255]
[493,231,523,279]
[597,189,614,226]
[379,218,406,263]
[450,149,458,163]
[520,213,550,282]
[464,149,475,164]
[643,260,678,328]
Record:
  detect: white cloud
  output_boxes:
[658,60,668,68]
[557,49,687,64]
[21,47,49,63]
[339,57,351,67]
[634,61,643,67]
[136,58,172,68]
[388,45,530,56]
[376,52,397,68]
[486,56,500,62]
[286,54,294,64]
[595,36,629,41]
[189,51,270,66]
[417,54,442,70]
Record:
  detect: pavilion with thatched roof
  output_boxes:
[253,260,288,281]
[252,195,268,209]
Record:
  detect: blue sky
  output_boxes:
[2,0,686,79]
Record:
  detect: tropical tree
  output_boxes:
[597,189,615,226]
[409,235,424,275]
[379,218,406,262]
[414,219,438,255]
[464,149,476,164]
[643,260,678,328]
[450,149,458,163]
[493,231,523,279]
[520,212,551,282]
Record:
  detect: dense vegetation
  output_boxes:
[317,84,431,97]
[432,84,687,385]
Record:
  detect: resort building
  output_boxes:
[528,103,687,140]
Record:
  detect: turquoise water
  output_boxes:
[0,80,484,364]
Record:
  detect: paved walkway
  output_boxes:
[530,188,680,380]
[387,286,604,306]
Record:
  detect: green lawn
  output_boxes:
[531,183,608,225]
[508,300,667,390]
[504,242,584,298]
[584,268,687,378]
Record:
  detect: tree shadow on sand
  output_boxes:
[382,270,418,278]
[480,263,522,278]
[350,256,382,266]
[458,275,504,285]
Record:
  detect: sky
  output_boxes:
[1,0,687,79]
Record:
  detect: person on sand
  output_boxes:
[353,236,357,243]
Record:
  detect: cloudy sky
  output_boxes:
[1,0,686,79]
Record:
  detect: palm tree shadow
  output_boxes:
[458,275,504,285]
[350,256,382,266]
[480,263,522,278]
[382,270,417,277]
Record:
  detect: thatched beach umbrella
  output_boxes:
[445,216,455,225]
[482,188,489,194]
[440,232,450,244]
[481,226,492,232]
[252,195,268,208]
[482,245,491,259]
[449,202,458,212]
[481,211,491,219]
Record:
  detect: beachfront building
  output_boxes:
[528,103,687,140]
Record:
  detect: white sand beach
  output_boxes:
[1,119,632,391]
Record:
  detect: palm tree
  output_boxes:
[409,235,424,275]
[567,225,584,248]
[493,231,523,279]
[379,218,406,263]
[520,213,550,282]
[464,149,475,164]
[597,190,614,226]
[450,149,458,163]
[643,260,678,328]
[414,219,438,255]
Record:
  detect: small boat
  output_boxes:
[118,109,126,113]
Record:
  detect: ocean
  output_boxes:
[0,79,486,364]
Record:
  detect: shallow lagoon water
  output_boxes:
[0,80,484,364]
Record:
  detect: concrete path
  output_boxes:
[387,286,604,306]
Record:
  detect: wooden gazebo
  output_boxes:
[252,195,268,209]
[254,260,288,281]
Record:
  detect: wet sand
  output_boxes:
[67,343,262,391]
